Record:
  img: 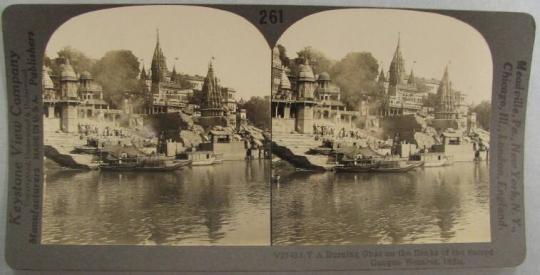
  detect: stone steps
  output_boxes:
[271,133,335,170]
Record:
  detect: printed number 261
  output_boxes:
[259,10,283,24]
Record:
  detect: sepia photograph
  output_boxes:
[271,9,492,245]
[41,5,271,245]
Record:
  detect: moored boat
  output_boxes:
[370,160,417,173]
[409,152,453,167]
[99,157,185,172]
[176,151,218,166]
[335,158,378,173]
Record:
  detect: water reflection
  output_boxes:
[42,160,270,245]
[272,162,490,245]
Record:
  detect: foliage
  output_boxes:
[330,52,379,110]
[47,46,97,77]
[276,44,290,68]
[238,96,270,130]
[471,100,491,130]
[91,50,140,108]
[293,46,334,75]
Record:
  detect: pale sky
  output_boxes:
[278,9,493,104]
[45,5,270,100]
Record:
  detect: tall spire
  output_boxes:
[436,64,456,116]
[378,68,386,83]
[140,64,147,80]
[151,28,168,84]
[171,65,177,82]
[407,69,415,85]
[388,33,406,88]
[201,58,223,117]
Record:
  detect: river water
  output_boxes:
[272,161,490,245]
[42,160,270,245]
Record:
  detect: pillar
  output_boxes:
[295,103,314,134]
[60,104,79,133]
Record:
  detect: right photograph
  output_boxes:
[271,9,492,245]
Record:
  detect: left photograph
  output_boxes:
[41,6,271,245]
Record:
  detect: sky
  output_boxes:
[45,5,270,101]
[278,9,493,105]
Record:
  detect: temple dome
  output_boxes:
[298,62,315,81]
[42,66,54,89]
[318,72,330,81]
[80,71,93,80]
[60,59,77,81]
[280,70,291,90]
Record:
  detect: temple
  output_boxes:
[271,47,359,134]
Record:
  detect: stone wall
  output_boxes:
[380,114,424,143]
[199,141,249,160]
[272,118,295,133]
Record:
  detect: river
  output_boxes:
[272,161,490,245]
[42,160,270,245]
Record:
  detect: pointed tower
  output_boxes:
[42,66,57,118]
[201,59,224,117]
[435,65,457,119]
[377,68,387,95]
[58,59,80,132]
[388,34,407,94]
[294,59,317,134]
[170,65,178,83]
[407,69,416,85]
[377,68,386,83]
[150,29,168,85]
[140,64,147,80]
[271,46,284,97]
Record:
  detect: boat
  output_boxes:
[212,153,224,164]
[176,151,218,166]
[335,158,379,173]
[99,157,185,172]
[409,152,453,167]
[370,160,418,173]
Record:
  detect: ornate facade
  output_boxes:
[142,31,194,114]
[42,59,113,133]
[271,47,358,134]
[381,37,424,116]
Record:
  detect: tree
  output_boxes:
[56,46,96,75]
[330,52,379,110]
[91,50,140,108]
[471,101,491,130]
[238,96,270,130]
[46,47,96,78]
[291,46,334,76]
[276,44,290,68]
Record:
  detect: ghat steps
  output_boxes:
[44,130,96,169]
[271,132,335,171]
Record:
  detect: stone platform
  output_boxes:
[271,132,335,171]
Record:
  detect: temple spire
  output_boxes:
[140,64,147,80]
[151,28,167,84]
[201,58,223,117]
[407,69,415,85]
[388,33,406,88]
